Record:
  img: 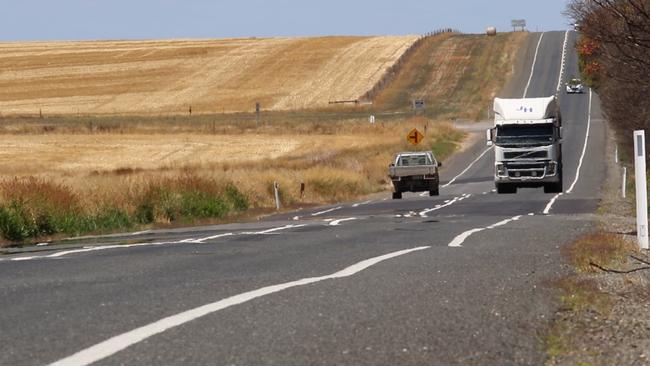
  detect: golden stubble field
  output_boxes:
[0,36,417,116]
[0,119,461,208]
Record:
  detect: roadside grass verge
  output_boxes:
[545,231,639,365]
[0,118,463,246]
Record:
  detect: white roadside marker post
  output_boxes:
[634,131,649,250]
[623,167,627,199]
[274,182,281,211]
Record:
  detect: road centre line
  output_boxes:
[523,32,545,98]
[448,215,524,248]
[49,246,431,366]
[311,207,343,216]
[442,148,493,188]
[352,200,372,208]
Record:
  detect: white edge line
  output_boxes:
[311,206,343,217]
[48,246,431,366]
[555,31,570,93]
[329,218,358,226]
[566,89,592,194]
[448,215,522,248]
[442,147,493,188]
[523,32,545,98]
[543,193,563,215]
[7,225,308,262]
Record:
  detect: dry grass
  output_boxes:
[0,36,417,116]
[562,232,638,273]
[0,118,463,243]
[373,32,527,120]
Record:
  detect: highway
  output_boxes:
[0,31,606,366]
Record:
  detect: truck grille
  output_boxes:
[504,151,548,159]
[506,162,547,178]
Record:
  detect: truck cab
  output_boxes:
[487,96,563,194]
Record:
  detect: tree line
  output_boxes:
[567,0,650,159]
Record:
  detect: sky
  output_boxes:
[0,0,574,41]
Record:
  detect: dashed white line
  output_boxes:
[523,32,545,98]
[442,147,493,188]
[352,200,372,208]
[329,218,358,226]
[311,207,343,216]
[49,246,431,366]
[448,215,524,247]
[419,194,471,218]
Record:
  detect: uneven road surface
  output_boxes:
[0,31,606,366]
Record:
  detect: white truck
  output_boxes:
[486,96,563,194]
[389,151,441,199]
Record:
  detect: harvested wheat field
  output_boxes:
[0,36,417,116]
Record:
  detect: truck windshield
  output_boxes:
[495,124,554,145]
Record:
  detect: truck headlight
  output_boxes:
[547,162,557,176]
[496,163,507,177]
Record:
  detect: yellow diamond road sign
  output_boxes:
[407,128,424,146]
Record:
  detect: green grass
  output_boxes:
[0,177,250,244]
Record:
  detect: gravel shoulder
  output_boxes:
[547,121,650,366]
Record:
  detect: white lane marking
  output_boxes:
[448,228,486,248]
[49,246,431,366]
[442,147,493,188]
[419,194,471,218]
[130,230,151,236]
[189,233,235,244]
[311,207,343,216]
[523,32,545,98]
[543,193,563,215]
[448,215,523,247]
[555,31,570,93]
[329,218,358,226]
[567,89,592,194]
[544,88,593,213]
[242,224,306,235]
[4,225,308,262]
[352,200,372,208]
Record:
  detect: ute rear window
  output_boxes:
[398,155,431,166]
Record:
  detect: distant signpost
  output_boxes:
[511,19,527,32]
[413,99,426,110]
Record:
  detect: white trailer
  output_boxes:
[486,96,563,194]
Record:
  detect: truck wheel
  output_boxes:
[392,191,402,200]
[496,183,516,194]
[544,181,563,194]
[429,186,439,196]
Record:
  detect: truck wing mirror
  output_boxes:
[486,128,494,146]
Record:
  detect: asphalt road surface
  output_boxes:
[0,31,606,366]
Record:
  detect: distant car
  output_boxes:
[566,78,585,94]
